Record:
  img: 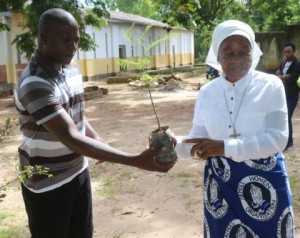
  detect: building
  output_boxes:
[255,24,300,72]
[0,10,194,85]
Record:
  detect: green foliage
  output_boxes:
[158,0,234,29]
[0,227,23,238]
[11,32,35,59]
[104,0,160,19]
[242,0,300,31]
[0,0,109,58]
[140,73,158,87]
[84,9,108,29]
[119,57,152,72]
[157,0,300,62]
[0,0,27,12]
[0,212,13,224]
[18,165,53,183]
[0,210,27,238]
[0,23,9,31]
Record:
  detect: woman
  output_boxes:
[176,20,294,237]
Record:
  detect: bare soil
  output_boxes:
[0,76,299,238]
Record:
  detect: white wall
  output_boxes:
[76,21,194,61]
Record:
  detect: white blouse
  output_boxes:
[175,70,288,162]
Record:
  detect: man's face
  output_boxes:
[41,23,80,65]
[283,46,295,61]
[218,35,252,81]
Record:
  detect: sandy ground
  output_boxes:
[0,76,300,238]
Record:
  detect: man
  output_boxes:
[276,42,300,150]
[14,8,174,238]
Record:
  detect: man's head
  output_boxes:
[283,43,296,61]
[38,8,80,66]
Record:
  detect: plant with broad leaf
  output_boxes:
[119,24,178,129]
[119,24,177,163]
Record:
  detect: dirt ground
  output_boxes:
[0,76,300,238]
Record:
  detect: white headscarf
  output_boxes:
[205,20,263,72]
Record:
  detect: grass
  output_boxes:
[0,212,13,224]
[289,175,300,208]
[172,172,195,188]
[119,171,133,180]
[95,176,117,198]
[112,232,124,238]
[286,154,297,162]
[173,171,194,179]
[0,227,26,238]
[0,211,27,238]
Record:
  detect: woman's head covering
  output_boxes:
[205,20,263,72]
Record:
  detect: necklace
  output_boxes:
[223,78,251,138]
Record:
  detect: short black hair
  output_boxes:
[283,42,296,51]
[38,8,78,38]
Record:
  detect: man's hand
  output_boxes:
[183,138,224,160]
[133,148,176,173]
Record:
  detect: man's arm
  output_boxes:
[277,62,300,82]
[43,110,173,172]
[287,61,300,83]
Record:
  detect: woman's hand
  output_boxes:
[183,138,225,160]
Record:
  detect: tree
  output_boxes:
[0,0,109,58]
[157,0,300,61]
[101,0,160,20]
[157,0,234,29]
[157,0,234,61]
[242,0,300,31]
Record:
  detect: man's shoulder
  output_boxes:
[18,59,52,88]
[18,74,53,91]
[294,59,300,68]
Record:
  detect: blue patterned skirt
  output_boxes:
[203,153,294,238]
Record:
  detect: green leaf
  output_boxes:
[79,31,97,51]
[140,73,157,87]
[11,32,35,59]
[0,23,9,32]
[85,10,108,28]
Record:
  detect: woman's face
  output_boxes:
[218,35,252,82]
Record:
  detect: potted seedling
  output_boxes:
[140,73,177,164]
[120,24,178,164]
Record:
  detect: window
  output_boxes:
[119,45,126,59]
